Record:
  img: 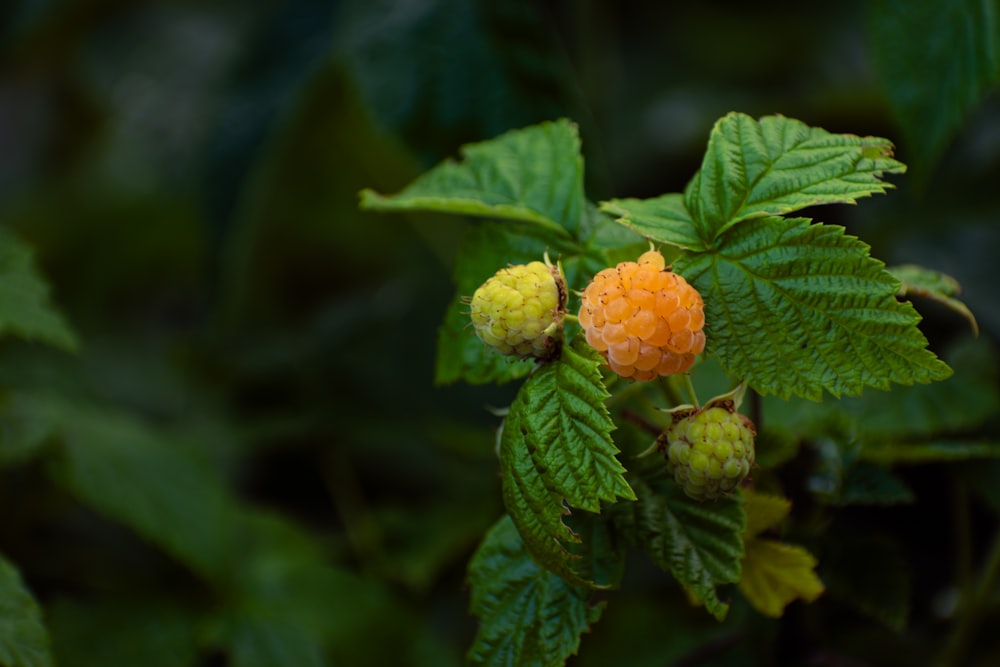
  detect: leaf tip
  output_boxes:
[357,188,384,210]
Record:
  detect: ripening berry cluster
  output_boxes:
[579,250,705,380]
[661,406,756,501]
[469,261,564,360]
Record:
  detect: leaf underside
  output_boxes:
[619,477,745,621]
[889,263,978,336]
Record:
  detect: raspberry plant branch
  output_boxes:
[359,112,963,666]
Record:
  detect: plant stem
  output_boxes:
[749,387,763,433]
[939,519,1000,667]
[604,374,648,409]
[681,374,700,408]
[657,375,684,407]
[954,480,973,595]
[563,313,579,324]
[323,448,386,578]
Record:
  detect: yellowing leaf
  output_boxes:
[739,539,825,618]
[739,489,824,617]
[743,489,791,539]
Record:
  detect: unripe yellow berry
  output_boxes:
[469,260,565,360]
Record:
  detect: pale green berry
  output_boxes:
[664,406,756,501]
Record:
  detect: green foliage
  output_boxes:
[607,113,949,400]
[0,229,76,351]
[617,476,745,621]
[869,0,1000,175]
[47,600,198,667]
[889,264,979,336]
[822,532,912,632]
[681,113,905,246]
[764,336,1000,474]
[0,554,52,667]
[675,216,951,399]
[498,336,633,586]
[847,335,1000,442]
[466,516,604,667]
[364,120,644,386]
[0,392,60,466]
[45,399,237,579]
[363,108,973,662]
[599,194,703,251]
[361,119,585,236]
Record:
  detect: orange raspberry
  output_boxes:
[579,250,705,380]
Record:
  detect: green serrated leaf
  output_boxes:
[0,229,76,351]
[500,404,585,585]
[890,264,979,336]
[514,336,635,512]
[683,113,905,245]
[360,119,585,236]
[843,335,1000,441]
[467,515,605,667]
[499,336,634,585]
[740,539,825,618]
[619,477,745,621]
[675,216,952,400]
[869,0,1000,174]
[598,194,705,251]
[0,554,53,667]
